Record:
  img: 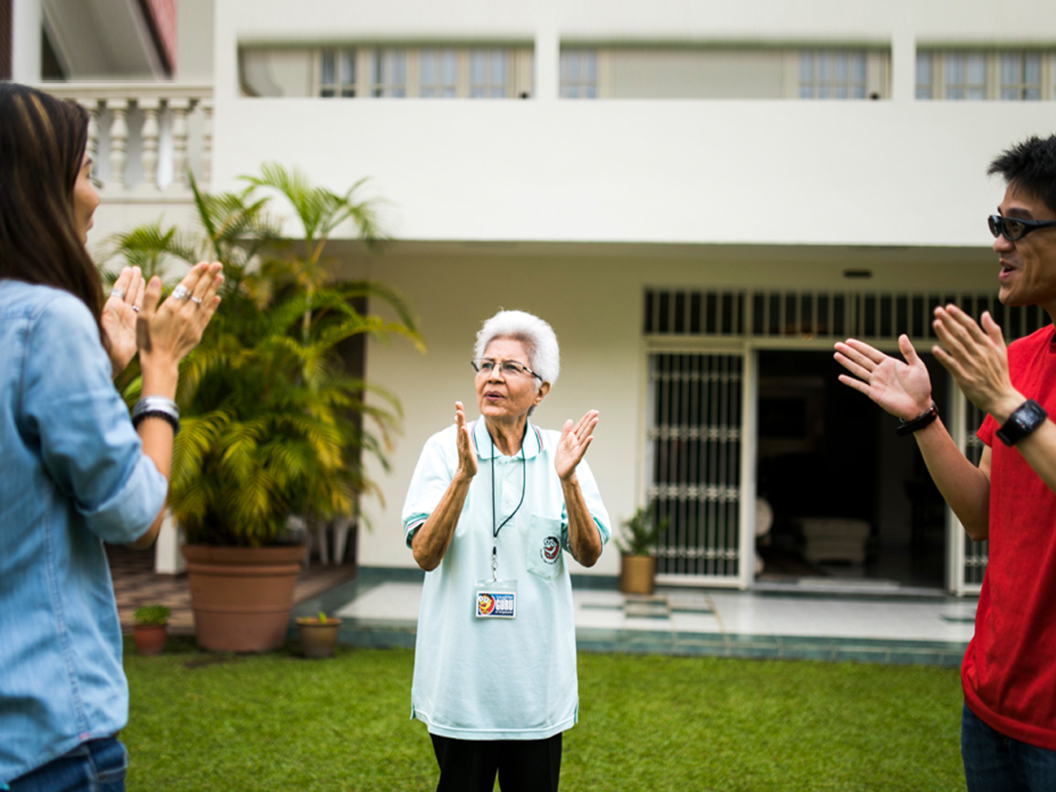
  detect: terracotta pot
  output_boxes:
[297,618,342,658]
[132,623,168,656]
[620,554,656,595]
[181,544,305,653]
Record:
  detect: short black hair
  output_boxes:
[988,135,1056,216]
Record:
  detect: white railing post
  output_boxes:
[79,99,100,178]
[138,97,161,191]
[106,98,129,191]
[200,98,214,187]
[169,98,192,190]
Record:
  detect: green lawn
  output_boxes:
[123,638,964,791]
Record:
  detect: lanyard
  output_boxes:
[489,424,527,580]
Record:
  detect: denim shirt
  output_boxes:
[0,281,167,783]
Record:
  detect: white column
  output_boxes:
[890,29,916,104]
[154,512,187,574]
[106,99,129,191]
[534,27,559,102]
[138,97,161,191]
[12,0,42,84]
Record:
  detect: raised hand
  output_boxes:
[932,305,1021,419]
[137,261,223,370]
[102,265,146,375]
[834,335,933,421]
[555,410,598,482]
[454,401,478,480]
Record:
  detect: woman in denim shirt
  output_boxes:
[0,84,223,791]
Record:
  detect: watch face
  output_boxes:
[997,399,1047,447]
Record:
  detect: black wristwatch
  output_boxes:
[996,399,1047,447]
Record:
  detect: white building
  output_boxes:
[11,0,1056,595]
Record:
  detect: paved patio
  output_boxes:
[109,547,977,666]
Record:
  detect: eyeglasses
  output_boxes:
[471,358,542,381]
[988,214,1056,242]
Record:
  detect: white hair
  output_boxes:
[474,309,560,386]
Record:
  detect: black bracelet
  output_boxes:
[896,402,938,436]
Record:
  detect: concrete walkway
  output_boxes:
[293,570,977,667]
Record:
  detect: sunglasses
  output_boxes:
[988,214,1056,242]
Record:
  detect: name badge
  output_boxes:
[475,579,517,619]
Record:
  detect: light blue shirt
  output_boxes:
[0,281,167,783]
[402,418,610,740]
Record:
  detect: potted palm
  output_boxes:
[296,611,343,658]
[616,507,669,595]
[132,605,170,656]
[107,164,421,652]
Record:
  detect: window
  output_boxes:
[371,49,407,97]
[470,50,507,98]
[915,52,933,100]
[420,49,456,98]
[560,49,597,98]
[916,50,1056,101]
[944,52,985,100]
[798,50,867,99]
[1000,52,1041,100]
[320,48,356,97]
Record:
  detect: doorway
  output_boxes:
[754,349,948,589]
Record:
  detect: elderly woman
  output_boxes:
[402,309,610,792]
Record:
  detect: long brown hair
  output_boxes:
[0,83,104,340]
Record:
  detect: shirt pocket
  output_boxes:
[525,514,565,580]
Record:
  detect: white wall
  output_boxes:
[350,247,999,574]
[205,0,1056,249]
[211,98,1052,248]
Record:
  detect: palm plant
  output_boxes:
[615,506,670,557]
[106,164,421,547]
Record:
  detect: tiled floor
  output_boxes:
[319,575,977,666]
[106,544,356,634]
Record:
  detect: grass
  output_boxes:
[123,638,964,791]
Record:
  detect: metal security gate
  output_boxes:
[645,352,744,583]
[950,397,989,595]
[644,286,1052,594]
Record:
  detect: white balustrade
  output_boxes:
[38,83,213,197]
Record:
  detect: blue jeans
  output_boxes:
[962,703,1056,792]
[4,739,126,792]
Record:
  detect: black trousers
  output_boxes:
[430,733,562,792]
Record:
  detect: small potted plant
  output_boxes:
[296,611,342,658]
[132,605,171,656]
[616,507,669,595]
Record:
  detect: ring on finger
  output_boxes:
[190,296,203,306]
[131,305,140,313]
[109,288,125,300]
[172,284,190,300]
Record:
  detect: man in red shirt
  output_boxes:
[834,134,1056,790]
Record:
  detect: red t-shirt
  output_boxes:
[966,324,1056,750]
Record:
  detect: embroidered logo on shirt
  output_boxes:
[541,536,560,564]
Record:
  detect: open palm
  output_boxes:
[555,410,598,481]
[833,335,932,421]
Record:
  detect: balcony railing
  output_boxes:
[39,83,213,198]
